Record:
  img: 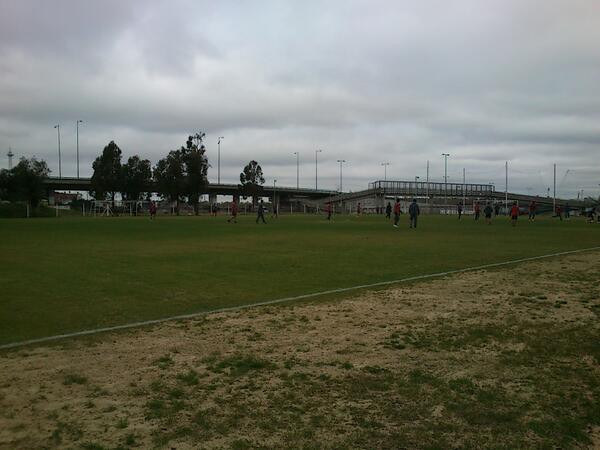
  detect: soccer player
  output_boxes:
[149,201,157,220]
[326,202,332,221]
[385,202,392,219]
[409,199,420,229]
[484,202,493,225]
[510,201,519,227]
[528,201,537,221]
[393,198,401,228]
[357,202,361,216]
[457,203,463,220]
[227,199,238,223]
[256,200,266,224]
[494,203,501,216]
[555,205,563,221]
[474,201,481,221]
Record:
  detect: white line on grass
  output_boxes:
[2,245,600,351]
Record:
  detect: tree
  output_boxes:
[239,160,265,206]
[91,141,123,209]
[181,133,209,215]
[0,157,50,207]
[153,149,185,215]
[122,155,152,201]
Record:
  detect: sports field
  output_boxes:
[1,213,599,346]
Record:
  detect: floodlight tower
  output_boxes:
[7,147,14,169]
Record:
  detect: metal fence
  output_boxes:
[368,180,495,197]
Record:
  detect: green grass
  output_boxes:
[0,213,598,346]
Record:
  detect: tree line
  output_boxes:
[0,132,266,214]
[91,133,266,214]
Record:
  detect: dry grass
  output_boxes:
[1,252,599,449]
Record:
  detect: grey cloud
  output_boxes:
[1,0,599,198]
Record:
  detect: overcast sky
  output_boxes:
[1,0,599,198]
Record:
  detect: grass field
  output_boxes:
[1,213,599,346]
[1,249,599,449]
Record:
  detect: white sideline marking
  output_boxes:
[2,245,600,351]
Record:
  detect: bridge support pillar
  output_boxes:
[48,189,56,206]
[209,193,217,205]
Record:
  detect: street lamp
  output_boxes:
[76,120,83,178]
[381,162,390,181]
[293,151,299,189]
[441,153,450,204]
[315,149,322,190]
[273,178,277,216]
[337,159,346,192]
[414,176,420,197]
[54,124,61,178]
[217,136,224,184]
[7,148,14,169]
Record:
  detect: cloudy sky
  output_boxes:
[1,0,599,198]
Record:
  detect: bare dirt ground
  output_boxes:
[1,252,599,450]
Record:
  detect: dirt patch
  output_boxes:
[1,252,599,449]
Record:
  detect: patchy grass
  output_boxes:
[0,251,599,449]
[62,373,88,386]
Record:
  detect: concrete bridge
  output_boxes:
[322,180,586,211]
[42,177,337,204]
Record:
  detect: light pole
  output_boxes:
[441,153,450,204]
[76,120,83,178]
[273,178,277,216]
[293,152,299,189]
[54,124,61,178]
[315,149,322,190]
[414,176,420,197]
[462,168,466,207]
[337,159,346,192]
[7,147,14,169]
[217,137,224,184]
[426,160,430,203]
[381,162,390,181]
[553,163,556,213]
[505,161,509,213]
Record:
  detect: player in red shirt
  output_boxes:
[149,201,157,220]
[326,202,332,221]
[528,201,536,221]
[227,199,238,223]
[393,198,401,228]
[510,201,519,227]
[555,205,563,221]
[474,201,481,221]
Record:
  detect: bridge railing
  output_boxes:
[369,180,495,197]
